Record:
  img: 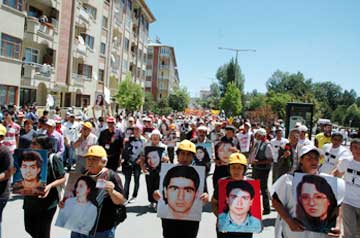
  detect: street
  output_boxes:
[3,164,277,238]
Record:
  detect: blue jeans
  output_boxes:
[0,200,8,238]
[71,227,116,238]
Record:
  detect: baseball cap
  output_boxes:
[150,129,162,138]
[299,145,320,158]
[85,145,107,158]
[298,125,308,132]
[228,153,247,166]
[83,122,93,129]
[197,125,208,132]
[0,124,6,136]
[224,125,236,132]
[256,128,267,136]
[46,119,56,127]
[106,116,115,123]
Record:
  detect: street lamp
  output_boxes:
[218,47,256,86]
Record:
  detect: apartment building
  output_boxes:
[146,42,180,101]
[0,0,155,109]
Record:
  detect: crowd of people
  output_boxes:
[0,104,359,238]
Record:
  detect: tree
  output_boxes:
[155,98,173,115]
[168,87,190,112]
[243,90,266,112]
[220,82,242,117]
[216,58,245,96]
[266,92,293,120]
[143,92,157,113]
[343,104,360,128]
[115,73,144,112]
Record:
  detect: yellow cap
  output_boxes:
[83,122,93,129]
[177,140,196,154]
[0,124,6,136]
[85,145,107,158]
[228,153,247,166]
[169,124,176,130]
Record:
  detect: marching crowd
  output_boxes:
[0,104,359,238]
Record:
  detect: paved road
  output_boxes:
[3,165,277,238]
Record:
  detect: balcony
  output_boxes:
[22,62,55,87]
[159,64,169,70]
[73,40,88,59]
[71,73,91,87]
[75,7,90,28]
[24,17,58,49]
[35,0,60,10]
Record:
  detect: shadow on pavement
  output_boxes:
[126,205,156,216]
[262,218,276,227]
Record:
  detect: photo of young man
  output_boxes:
[158,164,205,221]
[12,150,47,196]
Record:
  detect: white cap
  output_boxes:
[256,128,267,136]
[46,119,56,127]
[299,145,320,158]
[298,125,308,132]
[150,129,162,139]
[197,125,208,132]
[295,122,302,127]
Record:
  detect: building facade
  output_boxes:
[0,0,155,109]
[145,42,180,101]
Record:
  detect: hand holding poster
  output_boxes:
[217,179,262,233]
[55,173,99,235]
[293,173,345,234]
[12,149,48,196]
[157,163,205,221]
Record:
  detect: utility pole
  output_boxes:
[218,47,256,87]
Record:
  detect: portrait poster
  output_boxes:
[123,137,143,166]
[157,163,205,221]
[196,142,213,160]
[217,179,262,233]
[292,172,345,234]
[12,149,48,196]
[144,146,165,171]
[215,142,233,165]
[55,173,100,235]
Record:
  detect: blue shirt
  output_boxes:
[218,212,262,233]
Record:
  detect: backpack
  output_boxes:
[48,153,65,200]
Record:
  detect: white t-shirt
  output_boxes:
[271,173,345,238]
[236,131,252,153]
[319,144,352,174]
[76,133,98,157]
[270,137,289,163]
[63,121,80,143]
[56,197,98,235]
[337,158,360,208]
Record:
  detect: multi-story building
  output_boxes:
[146,41,180,101]
[0,0,155,109]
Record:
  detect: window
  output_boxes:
[80,33,94,49]
[100,42,106,55]
[0,85,17,105]
[122,59,128,72]
[98,69,104,82]
[1,34,22,59]
[25,48,39,63]
[102,16,108,29]
[127,0,132,11]
[20,88,36,106]
[28,6,42,18]
[3,0,23,11]
[78,64,93,79]
[124,37,129,51]
[83,4,97,20]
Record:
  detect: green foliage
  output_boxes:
[266,92,293,120]
[143,92,157,113]
[155,98,173,116]
[115,73,144,112]
[168,87,190,112]
[243,90,266,111]
[343,104,360,128]
[216,58,245,96]
[220,82,242,117]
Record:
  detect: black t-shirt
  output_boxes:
[96,169,125,232]
[98,129,123,158]
[0,146,12,198]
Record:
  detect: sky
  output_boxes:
[146,0,360,97]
